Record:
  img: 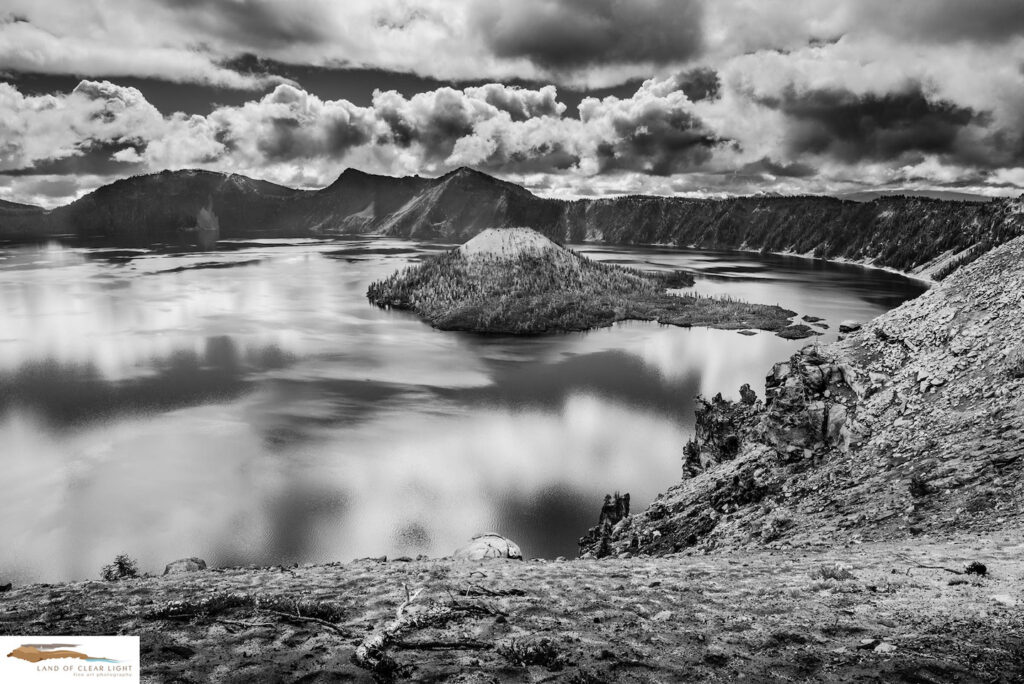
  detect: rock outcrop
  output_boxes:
[578,493,631,558]
[582,234,1024,557]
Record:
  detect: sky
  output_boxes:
[2,0,1024,207]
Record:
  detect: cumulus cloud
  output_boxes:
[5,0,1024,204]
[578,85,724,175]
[0,80,164,173]
[462,84,566,120]
[207,85,376,164]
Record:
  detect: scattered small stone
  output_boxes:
[857,639,880,650]
[874,643,897,654]
[652,610,673,621]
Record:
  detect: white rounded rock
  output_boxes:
[162,557,208,575]
[452,534,523,561]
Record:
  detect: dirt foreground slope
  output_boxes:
[0,538,1022,683]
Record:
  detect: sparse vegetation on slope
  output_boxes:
[367,228,796,335]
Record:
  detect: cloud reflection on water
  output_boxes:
[0,240,926,581]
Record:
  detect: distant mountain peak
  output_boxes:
[436,166,530,199]
[336,167,374,181]
[0,198,43,211]
[441,166,487,180]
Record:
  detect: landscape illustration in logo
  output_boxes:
[7,643,120,664]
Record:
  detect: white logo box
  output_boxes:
[0,636,140,683]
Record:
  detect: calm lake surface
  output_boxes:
[0,239,926,582]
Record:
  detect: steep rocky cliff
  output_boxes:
[3,167,1022,276]
[582,233,1024,557]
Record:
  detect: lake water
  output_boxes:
[0,239,926,582]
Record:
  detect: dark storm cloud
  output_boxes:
[738,157,817,179]
[459,136,581,175]
[161,0,334,49]
[470,0,705,69]
[591,106,724,175]
[250,115,370,161]
[759,84,981,164]
[857,0,1024,44]
[671,67,720,102]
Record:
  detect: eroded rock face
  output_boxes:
[681,394,760,478]
[579,234,1024,557]
[163,558,208,575]
[578,493,631,558]
[452,534,523,561]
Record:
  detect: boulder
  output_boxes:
[839,320,862,333]
[806,400,827,441]
[767,362,791,388]
[826,404,848,444]
[162,557,208,575]
[802,365,827,392]
[452,534,523,561]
